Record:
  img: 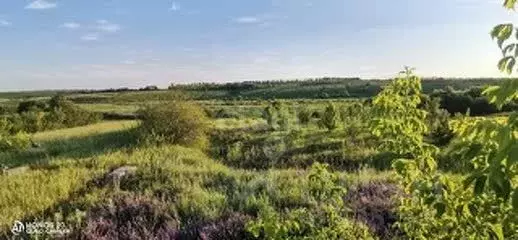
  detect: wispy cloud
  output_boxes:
[121,60,136,65]
[94,20,121,33]
[25,0,57,10]
[62,22,80,29]
[0,20,11,27]
[233,13,284,26]
[234,16,260,24]
[169,1,180,11]
[81,33,99,41]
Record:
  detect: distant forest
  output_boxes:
[0,77,505,100]
[166,77,504,100]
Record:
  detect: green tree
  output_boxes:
[423,97,453,146]
[0,117,30,152]
[369,67,517,239]
[460,0,518,212]
[263,101,291,131]
[320,102,340,131]
[297,107,312,126]
[137,101,210,149]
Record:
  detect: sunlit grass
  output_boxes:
[0,121,140,168]
[211,118,266,129]
[0,114,392,237]
[32,120,139,142]
[77,103,141,114]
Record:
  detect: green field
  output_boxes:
[0,75,517,239]
[0,116,393,238]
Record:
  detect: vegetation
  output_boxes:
[319,102,340,131]
[1,1,518,239]
[137,101,210,149]
[0,118,30,152]
[1,95,102,134]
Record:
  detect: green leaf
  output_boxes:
[512,188,518,211]
[434,202,446,217]
[392,159,408,175]
[489,170,512,200]
[493,24,514,48]
[463,174,478,189]
[498,56,514,72]
[507,57,516,74]
[474,175,487,195]
[463,144,482,160]
[489,223,504,240]
[503,43,515,54]
[508,145,518,165]
[504,0,517,9]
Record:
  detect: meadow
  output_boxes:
[0,74,517,239]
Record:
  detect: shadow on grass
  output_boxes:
[0,128,138,168]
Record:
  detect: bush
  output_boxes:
[79,195,180,239]
[17,100,46,113]
[214,108,241,119]
[59,104,102,128]
[344,181,402,238]
[297,108,311,125]
[180,213,253,240]
[319,102,340,131]
[137,101,210,149]
[0,117,30,152]
[423,97,454,146]
[263,101,291,131]
[19,111,45,133]
[246,163,376,239]
[311,110,322,119]
[5,95,102,133]
[429,87,518,116]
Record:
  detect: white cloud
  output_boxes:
[0,20,11,27]
[234,17,260,23]
[94,20,121,33]
[81,33,99,41]
[25,0,57,10]
[169,1,180,11]
[121,60,136,65]
[62,22,80,29]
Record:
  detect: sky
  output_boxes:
[1,0,518,91]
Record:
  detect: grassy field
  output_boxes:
[0,79,516,239]
[0,116,393,239]
[0,121,138,168]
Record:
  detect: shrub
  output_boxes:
[19,111,45,133]
[0,131,30,152]
[263,101,291,131]
[41,109,66,130]
[319,102,340,131]
[344,181,402,238]
[79,195,180,239]
[8,95,102,133]
[246,163,376,239]
[311,110,322,119]
[176,187,227,225]
[47,95,101,128]
[423,97,454,146]
[137,101,210,149]
[60,104,102,128]
[214,108,240,119]
[17,100,46,113]
[0,117,30,152]
[180,213,253,240]
[297,108,311,125]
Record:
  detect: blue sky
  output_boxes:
[0,0,517,90]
